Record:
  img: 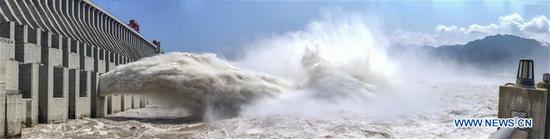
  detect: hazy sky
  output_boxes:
[92,0,549,55]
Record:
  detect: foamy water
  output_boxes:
[99,14,405,120]
[25,14,510,138]
[99,53,287,119]
[23,79,503,138]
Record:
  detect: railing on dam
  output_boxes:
[0,0,158,137]
[0,0,159,59]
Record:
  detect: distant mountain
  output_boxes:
[390,34,550,74]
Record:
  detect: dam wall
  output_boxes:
[0,0,160,137]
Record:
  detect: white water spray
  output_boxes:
[99,14,432,120]
[99,53,288,119]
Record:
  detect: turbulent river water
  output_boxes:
[24,15,509,138]
[99,15,402,121]
[23,78,503,138]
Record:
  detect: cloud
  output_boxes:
[499,13,524,31]
[389,30,439,46]
[521,15,550,34]
[436,24,500,34]
[435,25,458,32]
[437,13,549,41]
[465,24,500,34]
[392,13,550,47]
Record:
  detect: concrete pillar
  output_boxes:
[106,51,116,71]
[62,37,69,68]
[132,95,140,109]
[0,61,20,136]
[0,22,15,138]
[140,96,146,108]
[62,38,79,69]
[53,66,68,122]
[38,30,67,123]
[119,55,123,65]
[91,46,106,117]
[38,65,68,123]
[14,25,41,64]
[38,65,49,123]
[120,94,125,111]
[68,69,79,119]
[114,53,119,66]
[2,60,21,134]
[76,70,91,118]
[0,82,5,137]
[94,47,106,73]
[0,22,15,61]
[103,51,117,114]
[41,32,62,67]
[91,71,98,117]
[0,23,16,118]
[112,95,121,113]
[109,61,116,72]
[79,42,93,71]
[0,48,5,83]
[120,94,132,111]
[5,93,23,137]
[91,72,105,118]
[106,95,112,114]
[19,63,39,127]
[124,95,134,110]
[5,60,19,94]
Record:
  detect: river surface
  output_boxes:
[23,80,501,138]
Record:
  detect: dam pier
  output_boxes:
[0,0,160,137]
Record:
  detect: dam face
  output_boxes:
[0,0,160,137]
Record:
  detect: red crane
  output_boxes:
[128,19,140,33]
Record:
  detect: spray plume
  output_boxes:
[99,14,434,120]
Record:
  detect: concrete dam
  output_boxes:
[0,0,160,137]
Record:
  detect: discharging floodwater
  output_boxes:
[23,79,501,138]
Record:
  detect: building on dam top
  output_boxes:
[0,0,160,137]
